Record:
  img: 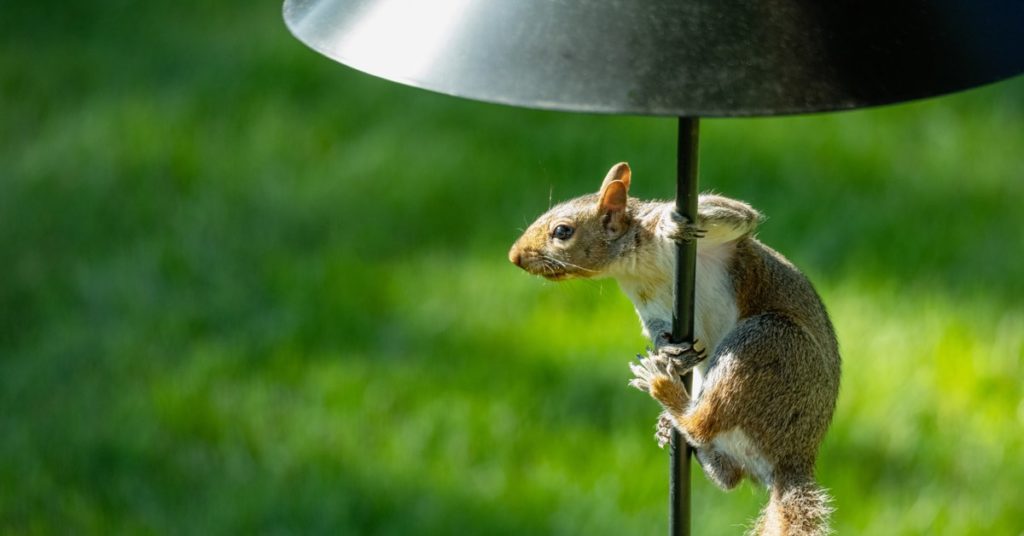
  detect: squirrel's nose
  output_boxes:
[508,247,522,267]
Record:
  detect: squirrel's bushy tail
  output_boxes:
[750,477,833,536]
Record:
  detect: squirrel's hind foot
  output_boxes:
[655,413,674,448]
[628,351,692,415]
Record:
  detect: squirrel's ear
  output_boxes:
[598,180,628,213]
[600,162,631,192]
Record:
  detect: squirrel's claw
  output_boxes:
[628,378,650,392]
[655,413,675,449]
[628,357,655,393]
[667,211,707,242]
[654,335,707,374]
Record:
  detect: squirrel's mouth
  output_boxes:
[510,248,582,281]
[523,260,577,280]
[540,271,574,281]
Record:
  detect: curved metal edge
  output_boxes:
[282,0,1024,118]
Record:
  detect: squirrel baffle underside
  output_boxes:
[283,0,1024,117]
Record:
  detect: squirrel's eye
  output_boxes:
[552,224,575,240]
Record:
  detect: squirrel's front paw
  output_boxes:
[628,352,690,413]
[654,333,707,372]
[666,211,707,242]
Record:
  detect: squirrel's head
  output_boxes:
[509,162,634,281]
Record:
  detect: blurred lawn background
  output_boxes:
[2,1,1023,534]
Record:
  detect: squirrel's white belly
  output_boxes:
[621,241,739,397]
[713,427,774,487]
[691,247,739,396]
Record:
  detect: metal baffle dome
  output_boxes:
[283,0,1024,117]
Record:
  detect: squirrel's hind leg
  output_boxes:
[632,362,744,490]
[628,352,726,447]
[695,446,743,490]
[655,410,743,490]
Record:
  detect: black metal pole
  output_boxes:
[670,117,699,536]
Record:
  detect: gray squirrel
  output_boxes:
[508,163,841,536]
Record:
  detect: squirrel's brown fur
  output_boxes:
[509,163,840,536]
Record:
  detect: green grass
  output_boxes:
[2,1,1023,534]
